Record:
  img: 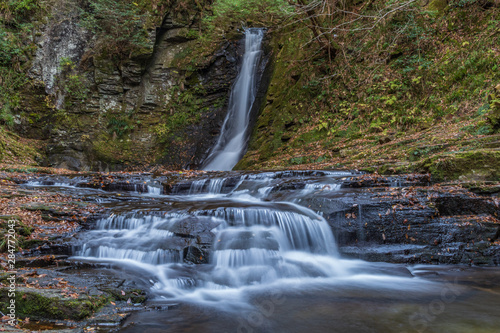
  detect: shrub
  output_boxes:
[204,0,291,31]
[80,0,151,59]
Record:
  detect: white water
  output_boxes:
[69,170,439,308]
[203,28,264,171]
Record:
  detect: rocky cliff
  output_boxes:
[6,0,271,171]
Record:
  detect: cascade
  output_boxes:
[203,28,264,171]
[71,171,359,301]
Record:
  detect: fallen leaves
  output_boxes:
[0,179,103,259]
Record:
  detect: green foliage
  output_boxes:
[205,0,291,31]
[0,1,43,128]
[0,103,15,127]
[65,74,90,102]
[449,0,480,7]
[0,67,28,125]
[57,57,90,105]
[107,117,134,138]
[80,0,151,58]
[154,87,205,141]
[0,0,40,25]
[58,56,75,71]
[487,85,500,131]
[0,27,22,66]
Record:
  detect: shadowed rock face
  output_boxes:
[27,3,271,171]
[314,186,500,265]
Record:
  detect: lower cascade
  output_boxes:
[71,170,433,306]
[75,193,343,296]
[202,28,265,171]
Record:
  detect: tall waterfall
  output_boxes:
[203,28,264,171]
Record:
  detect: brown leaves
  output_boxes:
[345,213,356,219]
[0,179,103,256]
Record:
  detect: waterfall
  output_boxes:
[71,170,353,298]
[203,28,264,171]
[59,169,444,312]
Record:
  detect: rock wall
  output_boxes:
[24,1,272,171]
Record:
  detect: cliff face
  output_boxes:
[9,1,272,171]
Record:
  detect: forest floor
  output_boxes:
[249,115,500,182]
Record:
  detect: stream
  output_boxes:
[24,170,500,332]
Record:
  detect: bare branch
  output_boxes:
[285,0,418,58]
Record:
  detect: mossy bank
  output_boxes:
[238,0,500,181]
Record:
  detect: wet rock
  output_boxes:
[170,177,242,194]
[311,184,500,265]
[170,216,220,238]
[434,194,498,216]
[15,255,69,268]
[102,288,147,304]
[183,246,209,264]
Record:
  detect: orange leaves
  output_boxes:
[345,212,356,219]
[54,277,68,285]
[64,292,80,299]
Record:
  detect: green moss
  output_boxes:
[417,150,500,181]
[0,288,107,321]
[0,127,42,165]
[0,218,36,252]
[19,238,45,250]
[428,0,449,12]
[92,135,135,165]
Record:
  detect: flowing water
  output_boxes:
[203,28,264,171]
[25,171,500,332]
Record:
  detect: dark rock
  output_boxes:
[379,135,393,144]
[300,180,500,265]
[183,246,209,264]
[170,216,220,238]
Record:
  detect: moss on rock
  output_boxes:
[416,149,500,181]
[0,287,107,321]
